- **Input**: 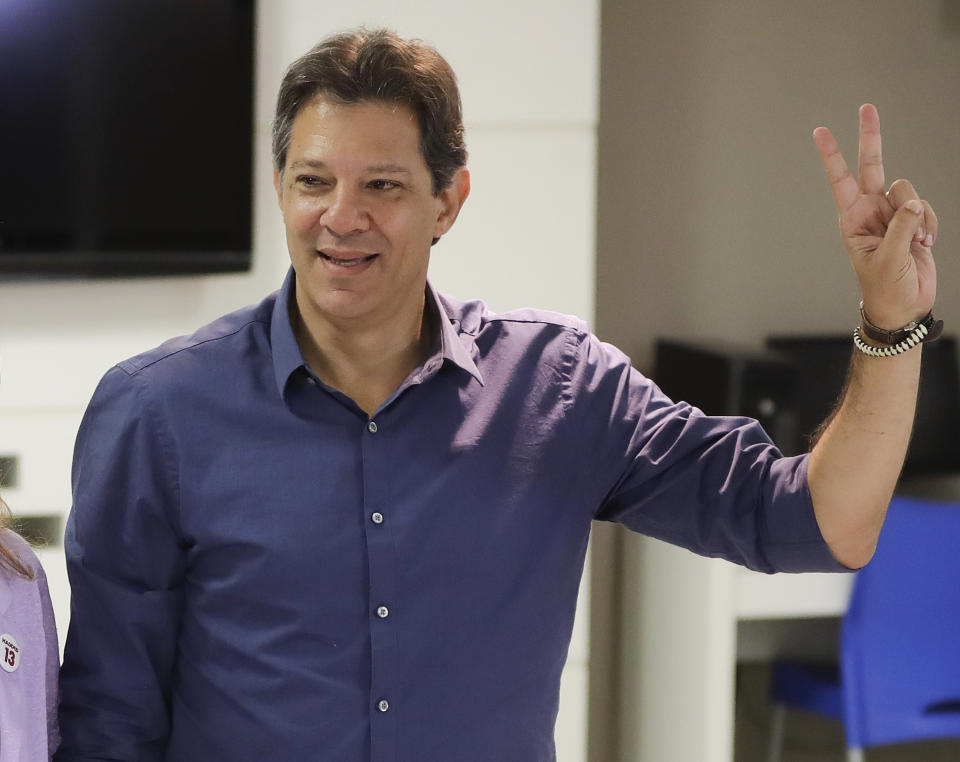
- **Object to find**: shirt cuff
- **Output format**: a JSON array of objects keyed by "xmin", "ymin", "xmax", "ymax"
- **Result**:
[{"xmin": 760, "ymin": 454, "xmax": 853, "ymax": 573}]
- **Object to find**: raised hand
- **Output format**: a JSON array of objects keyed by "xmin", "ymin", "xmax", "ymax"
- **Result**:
[{"xmin": 813, "ymin": 104, "xmax": 937, "ymax": 332}]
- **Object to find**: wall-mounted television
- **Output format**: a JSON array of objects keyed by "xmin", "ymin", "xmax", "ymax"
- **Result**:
[{"xmin": 0, "ymin": 0, "xmax": 255, "ymax": 278}]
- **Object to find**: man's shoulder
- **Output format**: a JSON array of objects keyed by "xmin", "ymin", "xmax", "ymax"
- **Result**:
[
  {"xmin": 437, "ymin": 292, "xmax": 589, "ymax": 339},
  {"xmin": 115, "ymin": 291, "xmax": 278, "ymax": 379}
]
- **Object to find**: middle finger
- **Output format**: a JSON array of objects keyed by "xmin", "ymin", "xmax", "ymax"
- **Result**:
[{"xmin": 858, "ymin": 103, "xmax": 885, "ymax": 195}]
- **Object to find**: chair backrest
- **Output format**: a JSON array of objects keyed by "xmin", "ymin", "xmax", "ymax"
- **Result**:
[{"xmin": 841, "ymin": 495, "xmax": 960, "ymax": 749}]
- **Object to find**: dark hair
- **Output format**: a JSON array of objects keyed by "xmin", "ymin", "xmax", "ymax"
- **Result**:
[
  {"xmin": 272, "ymin": 28, "xmax": 467, "ymax": 195},
  {"xmin": 0, "ymin": 497, "xmax": 33, "ymax": 579}
]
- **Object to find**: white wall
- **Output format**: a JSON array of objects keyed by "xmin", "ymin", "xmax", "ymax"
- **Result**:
[{"xmin": 0, "ymin": 2, "xmax": 599, "ymax": 760}]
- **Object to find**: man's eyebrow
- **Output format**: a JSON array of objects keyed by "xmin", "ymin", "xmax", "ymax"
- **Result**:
[
  {"xmin": 286, "ymin": 159, "xmax": 411, "ymax": 174},
  {"xmin": 366, "ymin": 163, "xmax": 412, "ymax": 175},
  {"xmin": 287, "ymin": 159, "xmax": 327, "ymax": 170}
]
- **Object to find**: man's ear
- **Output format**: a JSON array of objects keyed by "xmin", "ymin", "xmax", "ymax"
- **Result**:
[
  {"xmin": 273, "ymin": 168, "xmax": 284, "ymax": 209},
  {"xmin": 433, "ymin": 167, "xmax": 471, "ymax": 240}
]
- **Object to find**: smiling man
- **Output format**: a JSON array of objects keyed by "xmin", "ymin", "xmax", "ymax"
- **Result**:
[{"xmin": 56, "ymin": 28, "xmax": 941, "ymax": 762}]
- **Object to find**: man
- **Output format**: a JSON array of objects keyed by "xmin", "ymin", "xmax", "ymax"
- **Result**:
[{"xmin": 56, "ymin": 28, "xmax": 939, "ymax": 761}]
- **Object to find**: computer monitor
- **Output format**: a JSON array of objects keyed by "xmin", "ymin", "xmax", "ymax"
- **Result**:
[{"xmin": 767, "ymin": 335, "xmax": 960, "ymax": 477}]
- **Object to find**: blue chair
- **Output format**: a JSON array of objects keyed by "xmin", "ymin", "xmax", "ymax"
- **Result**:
[{"xmin": 768, "ymin": 495, "xmax": 960, "ymax": 762}]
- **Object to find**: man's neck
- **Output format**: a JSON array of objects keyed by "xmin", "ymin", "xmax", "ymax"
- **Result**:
[{"xmin": 291, "ymin": 296, "xmax": 433, "ymax": 417}]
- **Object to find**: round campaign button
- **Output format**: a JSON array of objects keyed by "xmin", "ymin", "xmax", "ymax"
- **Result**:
[{"xmin": 1, "ymin": 633, "xmax": 21, "ymax": 673}]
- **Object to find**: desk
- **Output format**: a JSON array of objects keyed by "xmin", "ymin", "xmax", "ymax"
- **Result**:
[{"xmin": 617, "ymin": 475, "xmax": 960, "ymax": 762}]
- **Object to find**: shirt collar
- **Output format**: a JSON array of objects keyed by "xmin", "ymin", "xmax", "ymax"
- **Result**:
[
  {"xmin": 270, "ymin": 267, "xmax": 307, "ymax": 397},
  {"xmin": 427, "ymin": 279, "xmax": 484, "ymax": 386},
  {"xmin": 270, "ymin": 267, "xmax": 483, "ymax": 398}
]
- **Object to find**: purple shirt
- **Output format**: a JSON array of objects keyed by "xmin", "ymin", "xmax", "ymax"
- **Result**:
[
  {"xmin": 0, "ymin": 531, "xmax": 59, "ymax": 762},
  {"xmin": 57, "ymin": 269, "xmax": 842, "ymax": 762}
]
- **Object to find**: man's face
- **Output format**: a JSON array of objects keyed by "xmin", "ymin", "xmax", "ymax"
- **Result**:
[{"xmin": 274, "ymin": 96, "xmax": 468, "ymax": 331}]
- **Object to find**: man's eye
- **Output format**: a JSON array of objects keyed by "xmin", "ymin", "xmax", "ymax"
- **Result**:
[
  {"xmin": 368, "ymin": 179, "xmax": 400, "ymax": 191},
  {"xmin": 297, "ymin": 175, "xmax": 326, "ymax": 187}
]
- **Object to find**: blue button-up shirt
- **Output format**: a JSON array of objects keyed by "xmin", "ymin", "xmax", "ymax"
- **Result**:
[{"xmin": 57, "ymin": 270, "xmax": 841, "ymax": 761}]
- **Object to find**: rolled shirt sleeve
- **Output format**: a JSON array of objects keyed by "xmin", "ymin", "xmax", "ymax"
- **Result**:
[{"xmin": 571, "ymin": 333, "xmax": 846, "ymax": 574}]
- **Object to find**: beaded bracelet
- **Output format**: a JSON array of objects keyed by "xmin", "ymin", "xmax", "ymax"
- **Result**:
[{"xmin": 853, "ymin": 323, "xmax": 929, "ymax": 357}]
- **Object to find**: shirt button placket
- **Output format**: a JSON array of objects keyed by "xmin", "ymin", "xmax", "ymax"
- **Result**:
[{"xmin": 363, "ymin": 414, "xmax": 396, "ymax": 754}]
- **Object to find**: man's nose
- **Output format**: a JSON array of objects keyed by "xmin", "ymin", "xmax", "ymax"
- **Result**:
[{"xmin": 322, "ymin": 186, "xmax": 369, "ymax": 237}]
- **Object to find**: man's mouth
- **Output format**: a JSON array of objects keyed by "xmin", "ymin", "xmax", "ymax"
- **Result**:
[{"xmin": 318, "ymin": 251, "xmax": 379, "ymax": 268}]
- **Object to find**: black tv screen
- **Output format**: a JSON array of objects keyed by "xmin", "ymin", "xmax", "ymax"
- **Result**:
[{"xmin": 0, "ymin": 0, "xmax": 255, "ymax": 277}]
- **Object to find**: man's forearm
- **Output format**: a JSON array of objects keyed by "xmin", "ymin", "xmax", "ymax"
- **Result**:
[{"xmin": 807, "ymin": 347, "xmax": 921, "ymax": 568}]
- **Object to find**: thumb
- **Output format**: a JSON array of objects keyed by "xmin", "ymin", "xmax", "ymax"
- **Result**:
[{"xmin": 880, "ymin": 199, "xmax": 924, "ymax": 255}]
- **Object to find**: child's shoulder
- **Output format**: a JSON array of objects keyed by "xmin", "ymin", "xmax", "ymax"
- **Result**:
[{"xmin": 0, "ymin": 528, "xmax": 41, "ymax": 578}]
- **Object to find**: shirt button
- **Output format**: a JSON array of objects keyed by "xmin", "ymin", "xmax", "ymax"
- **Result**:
[
  {"xmin": 378, "ymin": 699, "xmax": 390, "ymax": 713},
  {"xmin": 371, "ymin": 512, "xmax": 384, "ymax": 524},
  {"xmin": 367, "ymin": 420, "xmax": 378, "ymax": 434},
  {"xmin": 377, "ymin": 605, "xmax": 389, "ymax": 619}
]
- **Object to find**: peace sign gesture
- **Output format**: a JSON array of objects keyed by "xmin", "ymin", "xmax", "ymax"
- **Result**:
[{"xmin": 813, "ymin": 104, "xmax": 938, "ymax": 332}]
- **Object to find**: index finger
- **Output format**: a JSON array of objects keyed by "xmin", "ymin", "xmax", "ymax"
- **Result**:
[{"xmin": 813, "ymin": 125, "xmax": 859, "ymax": 212}]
